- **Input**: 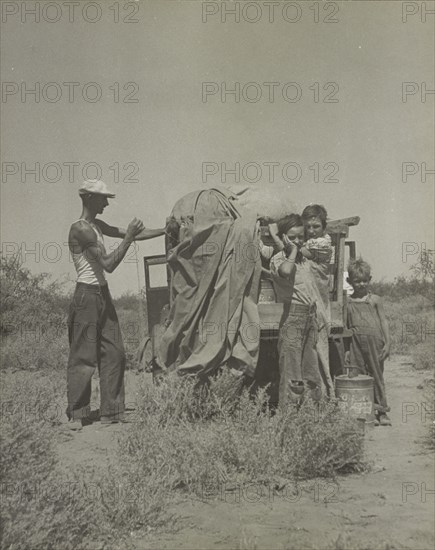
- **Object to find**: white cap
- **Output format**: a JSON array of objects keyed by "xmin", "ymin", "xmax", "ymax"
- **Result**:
[{"xmin": 78, "ymin": 180, "xmax": 115, "ymax": 198}]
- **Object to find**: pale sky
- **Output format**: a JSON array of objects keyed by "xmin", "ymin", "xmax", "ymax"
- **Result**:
[{"xmin": 1, "ymin": 0, "xmax": 434, "ymax": 296}]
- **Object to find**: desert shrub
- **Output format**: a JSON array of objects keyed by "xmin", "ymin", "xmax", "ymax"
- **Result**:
[
  {"xmin": 369, "ymin": 275, "xmax": 434, "ymax": 355},
  {"xmin": 420, "ymin": 378, "xmax": 435, "ymax": 451},
  {"xmin": 382, "ymin": 294, "xmax": 434, "ymax": 354},
  {"xmin": 0, "ymin": 372, "xmax": 63, "ymax": 482},
  {"xmin": 276, "ymin": 398, "xmax": 365, "ymax": 478},
  {"xmin": 117, "ymin": 369, "xmax": 367, "ymax": 509},
  {"xmin": 0, "ymin": 255, "xmax": 69, "ymax": 335},
  {"xmin": 300, "ymin": 533, "xmax": 402, "ymax": 550},
  {"xmin": 413, "ymin": 340, "xmax": 435, "ymax": 371},
  {"xmin": 0, "ymin": 363, "xmax": 365, "ymax": 547},
  {"xmin": 1, "ymin": 324, "xmax": 69, "ymax": 372},
  {"xmin": 0, "ymin": 371, "xmax": 97, "ymax": 549},
  {"xmin": 0, "ymin": 255, "xmax": 70, "ymax": 371},
  {"xmin": 137, "ymin": 368, "xmax": 245, "ymax": 425},
  {"xmin": 370, "ymin": 275, "xmax": 434, "ymax": 302},
  {"xmin": 0, "ymin": 371, "xmax": 168, "ymax": 549}
]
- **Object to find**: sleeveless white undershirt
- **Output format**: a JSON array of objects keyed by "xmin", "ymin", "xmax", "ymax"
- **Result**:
[{"xmin": 71, "ymin": 219, "xmax": 107, "ymax": 285}]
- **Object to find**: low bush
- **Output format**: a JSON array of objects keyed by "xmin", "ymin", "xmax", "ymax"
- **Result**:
[
  {"xmin": 383, "ymin": 294, "xmax": 434, "ymax": 355},
  {"xmin": 367, "ymin": 275, "xmax": 434, "ymax": 357},
  {"xmin": 0, "ymin": 371, "xmax": 168, "ymax": 549},
  {"xmin": 118, "ymin": 369, "xmax": 367, "ymax": 506},
  {"xmin": 1, "ymin": 368, "xmax": 366, "ymax": 548},
  {"xmin": 0, "ymin": 255, "xmax": 69, "ymax": 336},
  {"xmin": 1, "ymin": 323, "xmax": 69, "ymax": 372},
  {"xmin": 370, "ymin": 275, "xmax": 433, "ymax": 303},
  {"xmin": 421, "ymin": 378, "xmax": 435, "ymax": 450},
  {"xmin": 0, "ymin": 371, "xmax": 95, "ymax": 549},
  {"xmin": 413, "ymin": 340, "xmax": 435, "ymax": 371},
  {"xmin": 0, "ymin": 255, "xmax": 70, "ymax": 372}
]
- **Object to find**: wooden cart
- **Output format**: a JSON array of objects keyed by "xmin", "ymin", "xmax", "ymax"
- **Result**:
[{"xmin": 142, "ymin": 216, "xmax": 359, "ymax": 385}]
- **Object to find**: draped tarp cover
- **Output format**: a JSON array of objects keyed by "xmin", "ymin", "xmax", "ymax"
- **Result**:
[{"xmin": 157, "ymin": 188, "xmax": 262, "ymax": 378}]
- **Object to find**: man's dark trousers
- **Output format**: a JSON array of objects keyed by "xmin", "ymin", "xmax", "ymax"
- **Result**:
[{"xmin": 67, "ymin": 282, "xmax": 125, "ymax": 421}]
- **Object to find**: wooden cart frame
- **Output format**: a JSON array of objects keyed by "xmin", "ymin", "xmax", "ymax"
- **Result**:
[{"xmin": 143, "ymin": 216, "xmax": 359, "ymax": 380}]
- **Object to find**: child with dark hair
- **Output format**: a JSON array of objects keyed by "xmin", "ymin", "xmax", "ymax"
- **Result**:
[
  {"xmin": 345, "ymin": 258, "xmax": 392, "ymax": 426},
  {"xmin": 269, "ymin": 214, "xmax": 324, "ymax": 408},
  {"xmin": 300, "ymin": 204, "xmax": 334, "ymax": 396}
]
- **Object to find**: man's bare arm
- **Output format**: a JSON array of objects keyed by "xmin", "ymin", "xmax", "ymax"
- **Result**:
[
  {"xmin": 72, "ymin": 219, "xmax": 143, "ymax": 274},
  {"xmin": 95, "ymin": 219, "xmax": 165, "ymax": 241},
  {"xmin": 134, "ymin": 227, "xmax": 166, "ymax": 240},
  {"xmin": 94, "ymin": 219, "xmax": 125, "ymax": 238}
]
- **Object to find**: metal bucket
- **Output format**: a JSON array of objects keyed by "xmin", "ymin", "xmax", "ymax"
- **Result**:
[{"xmin": 335, "ymin": 373, "xmax": 375, "ymax": 426}]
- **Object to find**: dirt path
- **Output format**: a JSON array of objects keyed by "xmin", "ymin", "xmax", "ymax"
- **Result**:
[{"xmin": 57, "ymin": 358, "xmax": 434, "ymax": 550}]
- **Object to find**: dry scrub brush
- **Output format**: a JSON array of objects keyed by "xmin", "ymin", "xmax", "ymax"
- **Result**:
[
  {"xmin": 0, "ymin": 371, "xmax": 167, "ymax": 549},
  {"xmin": 119, "ymin": 369, "xmax": 367, "ymax": 503},
  {"xmin": 1, "ymin": 368, "xmax": 367, "ymax": 548}
]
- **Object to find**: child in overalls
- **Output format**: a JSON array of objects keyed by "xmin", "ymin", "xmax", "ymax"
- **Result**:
[{"xmin": 345, "ymin": 258, "xmax": 392, "ymax": 426}]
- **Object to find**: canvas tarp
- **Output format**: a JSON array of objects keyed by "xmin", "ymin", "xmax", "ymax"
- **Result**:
[
  {"xmin": 225, "ymin": 184, "xmax": 299, "ymax": 220},
  {"xmin": 157, "ymin": 188, "xmax": 262, "ymax": 379}
]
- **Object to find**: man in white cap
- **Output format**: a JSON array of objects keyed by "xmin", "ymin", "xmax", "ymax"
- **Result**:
[{"xmin": 66, "ymin": 180, "xmax": 165, "ymax": 430}]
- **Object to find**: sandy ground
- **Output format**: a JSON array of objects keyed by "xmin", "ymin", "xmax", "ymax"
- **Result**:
[{"xmin": 57, "ymin": 357, "xmax": 434, "ymax": 550}]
